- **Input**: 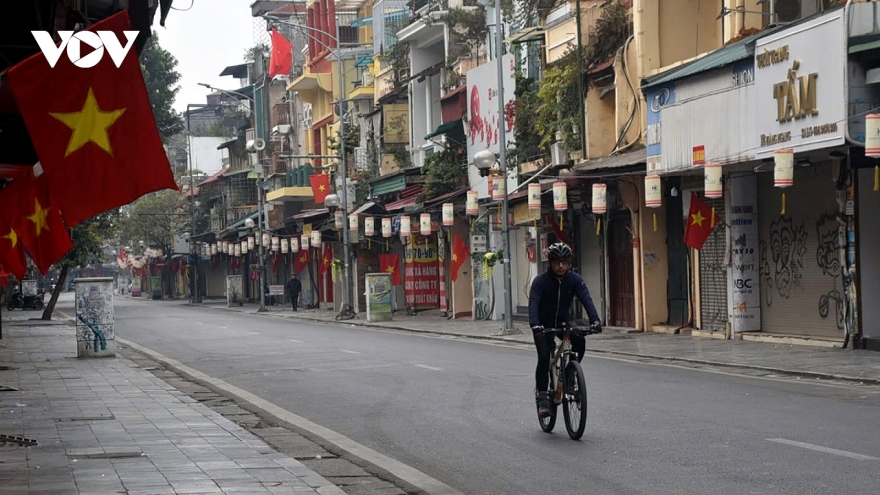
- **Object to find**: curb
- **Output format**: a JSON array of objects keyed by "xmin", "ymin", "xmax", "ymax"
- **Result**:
[{"xmin": 189, "ymin": 303, "xmax": 880, "ymax": 386}]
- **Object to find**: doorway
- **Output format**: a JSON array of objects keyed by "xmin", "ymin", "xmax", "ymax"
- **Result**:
[{"xmin": 608, "ymin": 212, "xmax": 636, "ymax": 327}]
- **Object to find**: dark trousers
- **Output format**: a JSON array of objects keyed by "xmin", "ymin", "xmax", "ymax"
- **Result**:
[
  {"xmin": 289, "ymin": 293, "xmax": 299, "ymax": 311},
  {"xmin": 533, "ymin": 330, "xmax": 585, "ymax": 391}
]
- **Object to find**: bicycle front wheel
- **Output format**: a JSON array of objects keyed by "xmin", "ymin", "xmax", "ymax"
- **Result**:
[{"xmin": 562, "ymin": 360, "xmax": 587, "ymax": 440}]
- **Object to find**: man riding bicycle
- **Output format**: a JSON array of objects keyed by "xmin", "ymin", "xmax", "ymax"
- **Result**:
[{"xmin": 528, "ymin": 242, "xmax": 602, "ymax": 418}]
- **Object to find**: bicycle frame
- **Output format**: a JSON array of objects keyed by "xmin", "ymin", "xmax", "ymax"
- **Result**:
[{"xmin": 548, "ymin": 333, "xmax": 574, "ymax": 405}]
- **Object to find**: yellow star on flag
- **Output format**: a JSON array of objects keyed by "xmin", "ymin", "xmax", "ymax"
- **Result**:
[
  {"xmin": 452, "ymin": 253, "xmax": 458, "ymax": 262},
  {"xmin": 691, "ymin": 210, "xmax": 705, "ymax": 227},
  {"xmin": 385, "ymin": 265, "xmax": 395, "ymax": 274},
  {"xmin": 27, "ymin": 198, "xmax": 51, "ymax": 236},
  {"xmin": 50, "ymin": 88, "xmax": 126, "ymax": 157},
  {"xmin": 323, "ymin": 257, "xmax": 329, "ymax": 265},
  {"xmin": 318, "ymin": 184, "xmax": 326, "ymax": 191},
  {"xmin": 299, "ymin": 254, "xmax": 307, "ymax": 263},
  {"xmin": 2, "ymin": 228, "xmax": 19, "ymax": 248}
]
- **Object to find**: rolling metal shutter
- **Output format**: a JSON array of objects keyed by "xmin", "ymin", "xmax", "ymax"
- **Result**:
[
  {"xmin": 757, "ymin": 164, "xmax": 843, "ymax": 338},
  {"xmin": 700, "ymin": 196, "xmax": 728, "ymax": 332}
]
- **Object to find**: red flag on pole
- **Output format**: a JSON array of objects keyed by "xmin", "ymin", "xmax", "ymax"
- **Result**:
[
  {"xmin": 5, "ymin": 11, "xmax": 178, "ymax": 226},
  {"xmin": 268, "ymin": 29, "xmax": 293, "ymax": 78},
  {"xmin": 293, "ymin": 250, "xmax": 311, "ymax": 272},
  {"xmin": 450, "ymin": 234, "xmax": 470, "ymax": 282},
  {"xmin": 379, "ymin": 253, "xmax": 401, "ymax": 286},
  {"xmin": 309, "ymin": 174, "xmax": 331, "ymax": 204},
  {"xmin": 0, "ymin": 217, "xmax": 27, "ymax": 281},
  {"xmin": 320, "ymin": 244, "xmax": 332, "ymax": 274},
  {"xmin": 683, "ymin": 192, "xmax": 720, "ymax": 250}
]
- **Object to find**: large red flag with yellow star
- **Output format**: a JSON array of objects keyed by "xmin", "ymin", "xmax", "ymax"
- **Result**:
[
  {"xmin": 683, "ymin": 192, "xmax": 719, "ymax": 250},
  {"xmin": 378, "ymin": 253, "xmax": 401, "ymax": 286},
  {"xmin": 0, "ymin": 169, "xmax": 73, "ymax": 275},
  {"xmin": 319, "ymin": 244, "xmax": 332, "ymax": 275},
  {"xmin": 6, "ymin": 11, "xmax": 178, "ymax": 227},
  {"xmin": 293, "ymin": 249, "xmax": 311, "ymax": 273},
  {"xmin": 0, "ymin": 216, "xmax": 27, "ymax": 281},
  {"xmin": 450, "ymin": 234, "xmax": 469, "ymax": 282}
]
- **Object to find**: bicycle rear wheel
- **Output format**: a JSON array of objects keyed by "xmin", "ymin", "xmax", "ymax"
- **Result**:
[{"xmin": 562, "ymin": 360, "xmax": 587, "ymax": 440}]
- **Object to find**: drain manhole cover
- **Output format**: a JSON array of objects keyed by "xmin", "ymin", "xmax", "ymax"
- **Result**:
[{"xmin": 0, "ymin": 435, "xmax": 38, "ymax": 446}]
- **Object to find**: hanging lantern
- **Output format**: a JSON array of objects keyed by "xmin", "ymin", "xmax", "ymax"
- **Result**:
[
  {"xmin": 466, "ymin": 190, "xmax": 479, "ymax": 215},
  {"xmin": 553, "ymin": 181, "xmax": 568, "ymax": 211},
  {"xmin": 382, "ymin": 217, "xmax": 392, "ymax": 237},
  {"xmin": 866, "ymin": 114, "xmax": 880, "ymax": 157},
  {"xmin": 591, "ymin": 183, "xmax": 607, "ymax": 214},
  {"xmin": 420, "ymin": 213, "xmax": 431, "ymax": 236},
  {"xmin": 310, "ymin": 230, "xmax": 321, "ymax": 248},
  {"xmin": 867, "ymin": 114, "xmax": 880, "ymax": 192},
  {"xmin": 400, "ymin": 216, "xmax": 411, "ymax": 237},
  {"xmin": 234, "ymin": 244, "xmax": 241, "ymax": 257},
  {"xmin": 491, "ymin": 174, "xmax": 506, "ymax": 201},
  {"xmin": 262, "ymin": 233, "xmax": 270, "ymax": 247},
  {"xmin": 334, "ymin": 211, "xmax": 344, "ymax": 229},
  {"xmin": 281, "ymin": 238, "xmax": 289, "ymax": 253},
  {"xmin": 349, "ymin": 214, "xmax": 359, "ymax": 232},
  {"xmin": 211, "ymin": 244, "xmax": 217, "ymax": 255},
  {"xmin": 220, "ymin": 241, "xmax": 227, "ymax": 254},
  {"xmin": 247, "ymin": 236, "xmax": 255, "ymax": 251},
  {"xmin": 290, "ymin": 237, "xmax": 299, "ymax": 253},
  {"xmin": 271, "ymin": 236, "xmax": 280, "ymax": 252},
  {"xmin": 365, "ymin": 217, "xmax": 375, "ymax": 236},
  {"xmin": 704, "ymin": 163, "xmax": 723, "ymax": 198},
  {"xmin": 241, "ymin": 240, "xmax": 247, "ymax": 254},
  {"xmin": 442, "ymin": 203, "xmax": 454, "ymax": 226},
  {"xmin": 300, "ymin": 235, "xmax": 309, "ymax": 251},
  {"xmin": 774, "ymin": 148, "xmax": 794, "ymax": 188},
  {"xmin": 645, "ymin": 175, "xmax": 662, "ymax": 207},
  {"xmin": 528, "ymin": 183, "xmax": 542, "ymax": 210}
]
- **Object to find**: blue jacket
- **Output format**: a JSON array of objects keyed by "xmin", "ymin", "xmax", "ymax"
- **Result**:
[{"xmin": 528, "ymin": 269, "xmax": 600, "ymax": 329}]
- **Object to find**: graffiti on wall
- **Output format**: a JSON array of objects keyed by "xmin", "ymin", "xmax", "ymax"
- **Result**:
[
  {"xmin": 815, "ymin": 213, "xmax": 845, "ymax": 329},
  {"xmin": 761, "ymin": 215, "xmax": 808, "ymax": 302}
]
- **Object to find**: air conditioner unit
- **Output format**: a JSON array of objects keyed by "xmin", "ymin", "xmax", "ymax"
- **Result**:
[{"xmin": 272, "ymin": 124, "xmax": 291, "ymax": 135}]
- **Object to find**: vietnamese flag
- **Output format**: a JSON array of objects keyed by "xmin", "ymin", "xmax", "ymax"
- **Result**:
[
  {"xmin": 0, "ymin": 217, "xmax": 27, "ymax": 280},
  {"xmin": 0, "ymin": 169, "xmax": 73, "ymax": 274},
  {"xmin": 320, "ymin": 244, "xmax": 332, "ymax": 275},
  {"xmin": 309, "ymin": 174, "xmax": 331, "ymax": 204},
  {"xmin": 379, "ymin": 253, "xmax": 401, "ymax": 286},
  {"xmin": 450, "ymin": 234, "xmax": 470, "ymax": 282},
  {"xmin": 293, "ymin": 249, "xmax": 311, "ymax": 273},
  {"xmin": 268, "ymin": 29, "xmax": 293, "ymax": 78},
  {"xmin": 683, "ymin": 192, "xmax": 720, "ymax": 250},
  {"xmin": 6, "ymin": 11, "xmax": 178, "ymax": 226}
]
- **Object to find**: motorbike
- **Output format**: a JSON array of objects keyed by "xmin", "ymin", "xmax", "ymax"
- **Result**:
[{"xmin": 6, "ymin": 289, "xmax": 45, "ymax": 311}]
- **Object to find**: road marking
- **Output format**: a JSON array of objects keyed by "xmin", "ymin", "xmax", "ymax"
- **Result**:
[
  {"xmin": 414, "ymin": 364, "xmax": 443, "ymax": 371},
  {"xmin": 289, "ymin": 339, "xmax": 303, "ymax": 343},
  {"xmin": 118, "ymin": 338, "xmax": 463, "ymax": 495},
  {"xmin": 247, "ymin": 331, "xmax": 261, "ymax": 335},
  {"xmin": 766, "ymin": 438, "xmax": 879, "ymax": 460},
  {"xmin": 340, "ymin": 349, "xmax": 361, "ymax": 354}
]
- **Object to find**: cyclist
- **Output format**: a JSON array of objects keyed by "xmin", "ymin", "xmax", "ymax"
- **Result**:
[{"xmin": 528, "ymin": 242, "xmax": 602, "ymax": 418}]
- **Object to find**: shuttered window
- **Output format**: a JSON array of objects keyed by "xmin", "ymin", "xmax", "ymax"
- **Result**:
[{"xmin": 700, "ymin": 196, "xmax": 727, "ymax": 332}]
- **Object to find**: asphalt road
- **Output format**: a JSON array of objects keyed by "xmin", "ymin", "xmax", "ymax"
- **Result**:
[{"xmin": 59, "ymin": 295, "xmax": 880, "ymax": 495}]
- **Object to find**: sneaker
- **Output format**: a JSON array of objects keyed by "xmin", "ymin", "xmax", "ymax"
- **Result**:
[{"xmin": 536, "ymin": 392, "xmax": 551, "ymax": 418}]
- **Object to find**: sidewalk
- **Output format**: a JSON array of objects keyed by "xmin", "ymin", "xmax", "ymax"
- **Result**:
[
  {"xmin": 199, "ymin": 299, "xmax": 880, "ymax": 385},
  {"xmin": 0, "ymin": 311, "xmax": 346, "ymax": 495}
]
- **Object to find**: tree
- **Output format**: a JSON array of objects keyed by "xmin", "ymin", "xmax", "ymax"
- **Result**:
[
  {"xmin": 141, "ymin": 30, "xmax": 185, "ymax": 141},
  {"xmin": 41, "ymin": 211, "xmax": 119, "ymax": 320}
]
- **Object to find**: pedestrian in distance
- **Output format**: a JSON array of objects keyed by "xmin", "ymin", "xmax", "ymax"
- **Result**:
[{"xmin": 286, "ymin": 273, "xmax": 302, "ymax": 311}]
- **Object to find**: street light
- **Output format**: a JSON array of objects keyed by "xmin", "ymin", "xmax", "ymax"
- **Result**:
[
  {"xmin": 198, "ymin": 83, "xmax": 268, "ymax": 312},
  {"xmin": 262, "ymin": 14, "xmax": 359, "ymax": 320}
]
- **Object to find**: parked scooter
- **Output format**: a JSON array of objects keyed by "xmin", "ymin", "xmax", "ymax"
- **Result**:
[{"xmin": 6, "ymin": 289, "xmax": 45, "ymax": 311}]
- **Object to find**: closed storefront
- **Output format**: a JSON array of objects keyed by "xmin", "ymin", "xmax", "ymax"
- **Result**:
[
  {"xmin": 757, "ymin": 164, "xmax": 843, "ymax": 338},
  {"xmin": 857, "ymin": 166, "xmax": 880, "ymax": 348},
  {"xmin": 699, "ymin": 194, "xmax": 727, "ymax": 332}
]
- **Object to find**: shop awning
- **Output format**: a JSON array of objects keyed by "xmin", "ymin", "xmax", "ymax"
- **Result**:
[
  {"xmin": 292, "ymin": 208, "xmax": 329, "ymax": 220},
  {"xmin": 217, "ymin": 138, "xmax": 238, "ymax": 150},
  {"xmin": 573, "ymin": 147, "xmax": 647, "ymax": 174},
  {"xmin": 226, "ymin": 210, "xmax": 259, "ymax": 230},
  {"xmin": 351, "ymin": 201, "xmax": 385, "ymax": 215},
  {"xmin": 425, "ymin": 118, "xmax": 463, "ymax": 140}
]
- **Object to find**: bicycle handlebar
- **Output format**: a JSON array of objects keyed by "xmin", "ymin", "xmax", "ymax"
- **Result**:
[{"xmin": 538, "ymin": 326, "xmax": 601, "ymax": 336}]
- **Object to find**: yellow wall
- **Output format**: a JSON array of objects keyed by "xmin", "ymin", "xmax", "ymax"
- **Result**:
[
  {"xmin": 636, "ymin": 178, "xmax": 669, "ymax": 328},
  {"xmin": 585, "ymin": 80, "xmax": 616, "ymax": 159},
  {"xmin": 613, "ymin": 38, "xmax": 642, "ymax": 151}
]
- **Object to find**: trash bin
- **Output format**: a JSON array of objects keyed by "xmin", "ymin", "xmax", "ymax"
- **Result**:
[
  {"xmin": 74, "ymin": 277, "xmax": 115, "ymax": 358},
  {"xmin": 365, "ymin": 273, "xmax": 393, "ymax": 322}
]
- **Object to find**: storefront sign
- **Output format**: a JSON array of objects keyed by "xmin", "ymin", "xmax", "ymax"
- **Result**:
[
  {"xmin": 729, "ymin": 175, "xmax": 760, "ymax": 332},
  {"xmin": 692, "ymin": 145, "xmax": 706, "ymax": 166},
  {"xmin": 365, "ymin": 273, "xmax": 393, "ymax": 322},
  {"xmin": 755, "ymin": 10, "xmax": 845, "ymax": 158},
  {"xmin": 405, "ymin": 241, "xmax": 440, "ymax": 309}
]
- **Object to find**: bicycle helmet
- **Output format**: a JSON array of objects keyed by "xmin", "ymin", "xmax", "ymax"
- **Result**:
[{"xmin": 547, "ymin": 242, "xmax": 572, "ymax": 261}]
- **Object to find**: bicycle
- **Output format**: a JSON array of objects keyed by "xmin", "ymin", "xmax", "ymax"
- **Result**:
[{"xmin": 537, "ymin": 324, "xmax": 600, "ymax": 440}]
